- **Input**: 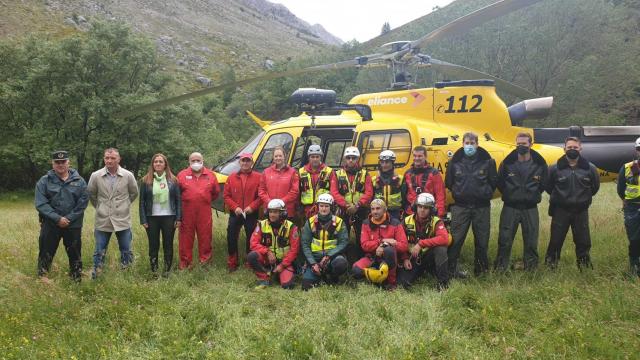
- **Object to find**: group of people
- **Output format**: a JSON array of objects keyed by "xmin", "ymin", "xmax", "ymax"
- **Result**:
[{"xmin": 34, "ymin": 131, "xmax": 640, "ymax": 290}]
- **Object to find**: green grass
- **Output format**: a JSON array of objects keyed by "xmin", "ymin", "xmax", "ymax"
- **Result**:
[{"xmin": 1, "ymin": 183, "xmax": 639, "ymax": 359}]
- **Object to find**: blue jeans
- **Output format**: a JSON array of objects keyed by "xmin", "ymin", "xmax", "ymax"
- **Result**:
[{"xmin": 93, "ymin": 228, "xmax": 133, "ymax": 269}]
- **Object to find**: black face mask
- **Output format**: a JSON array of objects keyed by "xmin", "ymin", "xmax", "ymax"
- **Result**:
[
  {"xmin": 566, "ymin": 149, "xmax": 580, "ymax": 160},
  {"xmin": 516, "ymin": 145, "xmax": 529, "ymax": 155}
]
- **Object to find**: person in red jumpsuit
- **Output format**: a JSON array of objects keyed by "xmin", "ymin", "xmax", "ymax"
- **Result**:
[
  {"xmin": 177, "ymin": 152, "xmax": 219, "ymax": 269},
  {"xmin": 258, "ymin": 146, "xmax": 299, "ymax": 220},
  {"xmin": 247, "ymin": 199, "xmax": 300, "ymax": 289},
  {"xmin": 404, "ymin": 146, "xmax": 447, "ymax": 217},
  {"xmin": 352, "ymin": 199, "xmax": 408, "ymax": 290}
]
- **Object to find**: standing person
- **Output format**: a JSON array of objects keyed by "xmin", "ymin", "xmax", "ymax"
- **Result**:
[
  {"xmin": 545, "ymin": 137, "xmax": 600, "ymax": 269},
  {"xmin": 494, "ymin": 133, "xmax": 548, "ymax": 272},
  {"xmin": 223, "ymin": 153, "xmax": 261, "ymax": 272},
  {"xmin": 248, "ymin": 199, "xmax": 300, "ymax": 289},
  {"xmin": 372, "ymin": 150, "xmax": 406, "ymax": 221},
  {"xmin": 139, "ymin": 153, "xmax": 181, "ymax": 276},
  {"xmin": 258, "ymin": 146, "xmax": 299, "ymax": 220},
  {"xmin": 300, "ymin": 194, "xmax": 349, "ymax": 290},
  {"xmin": 352, "ymin": 199, "xmax": 408, "ymax": 291},
  {"xmin": 298, "ymin": 144, "xmax": 333, "ymax": 218},
  {"xmin": 445, "ymin": 132, "xmax": 497, "ymax": 277},
  {"xmin": 34, "ymin": 150, "xmax": 88, "ymax": 282},
  {"xmin": 87, "ymin": 148, "xmax": 139, "ymax": 279},
  {"xmin": 398, "ymin": 193, "xmax": 450, "ymax": 290},
  {"xmin": 177, "ymin": 152, "xmax": 220, "ymax": 269},
  {"xmin": 330, "ymin": 146, "xmax": 373, "ymax": 262},
  {"xmin": 405, "ymin": 146, "xmax": 447, "ymax": 217},
  {"xmin": 618, "ymin": 137, "xmax": 640, "ymax": 277}
]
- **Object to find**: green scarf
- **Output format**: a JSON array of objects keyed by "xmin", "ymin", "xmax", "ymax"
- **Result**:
[{"xmin": 153, "ymin": 172, "xmax": 169, "ymax": 205}]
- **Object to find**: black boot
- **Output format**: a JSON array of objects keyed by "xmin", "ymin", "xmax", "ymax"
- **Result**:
[
  {"xmin": 577, "ymin": 256, "xmax": 593, "ymax": 271},
  {"xmin": 150, "ymin": 257, "xmax": 159, "ymax": 273}
]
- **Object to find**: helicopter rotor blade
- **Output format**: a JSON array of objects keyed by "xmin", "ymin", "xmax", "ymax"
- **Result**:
[
  {"xmin": 114, "ymin": 53, "xmax": 384, "ymax": 118},
  {"xmin": 409, "ymin": 0, "xmax": 542, "ymax": 51},
  {"xmin": 427, "ymin": 58, "xmax": 536, "ymax": 99}
]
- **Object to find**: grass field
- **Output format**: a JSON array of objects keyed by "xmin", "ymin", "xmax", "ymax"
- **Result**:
[{"xmin": 1, "ymin": 183, "xmax": 639, "ymax": 359}]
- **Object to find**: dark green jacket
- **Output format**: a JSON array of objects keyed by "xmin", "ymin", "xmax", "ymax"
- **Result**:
[
  {"xmin": 301, "ymin": 213, "xmax": 349, "ymax": 264},
  {"xmin": 35, "ymin": 169, "xmax": 89, "ymax": 229}
]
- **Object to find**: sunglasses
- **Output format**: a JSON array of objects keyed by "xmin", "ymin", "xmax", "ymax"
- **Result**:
[{"xmin": 345, "ymin": 156, "xmax": 358, "ymax": 160}]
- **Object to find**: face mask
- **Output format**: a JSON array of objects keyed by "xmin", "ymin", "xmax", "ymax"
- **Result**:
[
  {"xmin": 516, "ymin": 145, "xmax": 529, "ymax": 155},
  {"xmin": 190, "ymin": 161, "xmax": 203, "ymax": 171},
  {"xmin": 565, "ymin": 149, "xmax": 579, "ymax": 160},
  {"xmin": 463, "ymin": 145, "xmax": 477, "ymax": 157}
]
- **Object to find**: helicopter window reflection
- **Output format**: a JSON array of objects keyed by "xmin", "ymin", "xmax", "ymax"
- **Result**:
[
  {"xmin": 325, "ymin": 141, "xmax": 350, "ymax": 168},
  {"xmin": 254, "ymin": 132, "xmax": 293, "ymax": 171},
  {"xmin": 214, "ymin": 130, "xmax": 265, "ymax": 175},
  {"xmin": 359, "ymin": 130, "xmax": 412, "ymax": 169},
  {"xmin": 291, "ymin": 136, "xmax": 321, "ymax": 169}
]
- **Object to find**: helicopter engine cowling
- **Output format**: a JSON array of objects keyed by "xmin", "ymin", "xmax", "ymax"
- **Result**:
[{"xmin": 508, "ymin": 97, "xmax": 553, "ymax": 126}]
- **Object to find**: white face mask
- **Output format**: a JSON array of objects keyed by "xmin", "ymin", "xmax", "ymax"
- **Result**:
[{"xmin": 190, "ymin": 161, "xmax": 203, "ymax": 171}]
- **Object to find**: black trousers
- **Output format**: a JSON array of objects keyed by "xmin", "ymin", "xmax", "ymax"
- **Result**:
[
  {"xmin": 398, "ymin": 246, "xmax": 449, "ymax": 287},
  {"xmin": 545, "ymin": 207, "xmax": 591, "ymax": 267},
  {"xmin": 146, "ymin": 215, "xmax": 176, "ymax": 272},
  {"xmin": 624, "ymin": 204, "xmax": 640, "ymax": 273},
  {"xmin": 448, "ymin": 205, "xmax": 491, "ymax": 275},
  {"xmin": 342, "ymin": 207, "xmax": 368, "ymax": 264},
  {"xmin": 226, "ymin": 213, "xmax": 258, "ymax": 257},
  {"xmin": 495, "ymin": 206, "xmax": 540, "ymax": 271},
  {"xmin": 37, "ymin": 221, "xmax": 82, "ymax": 278}
]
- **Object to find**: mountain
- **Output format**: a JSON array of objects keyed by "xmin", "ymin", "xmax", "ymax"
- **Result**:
[{"xmin": 0, "ymin": 0, "xmax": 342, "ymax": 85}]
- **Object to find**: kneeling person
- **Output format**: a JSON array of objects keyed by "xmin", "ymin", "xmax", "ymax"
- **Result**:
[
  {"xmin": 352, "ymin": 199, "xmax": 408, "ymax": 290},
  {"xmin": 398, "ymin": 193, "xmax": 450, "ymax": 290},
  {"xmin": 301, "ymin": 194, "xmax": 349, "ymax": 290},
  {"xmin": 248, "ymin": 199, "xmax": 300, "ymax": 289}
]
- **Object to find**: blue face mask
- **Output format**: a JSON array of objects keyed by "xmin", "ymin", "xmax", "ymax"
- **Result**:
[{"xmin": 463, "ymin": 145, "xmax": 477, "ymax": 157}]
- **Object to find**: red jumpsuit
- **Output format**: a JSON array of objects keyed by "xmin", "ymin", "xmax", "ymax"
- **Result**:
[
  {"xmin": 354, "ymin": 213, "xmax": 408, "ymax": 286},
  {"xmin": 177, "ymin": 167, "xmax": 220, "ymax": 269},
  {"xmin": 249, "ymin": 221, "xmax": 300, "ymax": 287},
  {"xmin": 404, "ymin": 165, "xmax": 447, "ymax": 217}
]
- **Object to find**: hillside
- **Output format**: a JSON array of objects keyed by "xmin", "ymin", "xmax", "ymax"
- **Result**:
[
  {"xmin": 358, "ymin": 0, "xmax": 640, "ymax": 127},
  {"xmin": 0, "ymin": 0, "xmax": 341, "ymax": 84}
]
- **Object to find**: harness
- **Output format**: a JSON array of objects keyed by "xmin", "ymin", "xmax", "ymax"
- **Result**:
[
  {"xmin": 299, "ymin": 166, "xmax": 333, "ymax": 205},
  {"xmin": 259, "ymin": 219, "xmax": 294, "ymax": 260}
]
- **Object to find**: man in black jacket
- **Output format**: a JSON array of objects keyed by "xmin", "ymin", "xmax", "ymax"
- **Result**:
[
  {"xmin": 545, "ymin": 136, "xmax": 600, "ymax": 269},
  {"xmin": 445, "ymin": 132, "xmax": 498, "ymax": 277},
  {"xmin": 495, "ymin": 133, "xmax": 548, "ymax": 271}
]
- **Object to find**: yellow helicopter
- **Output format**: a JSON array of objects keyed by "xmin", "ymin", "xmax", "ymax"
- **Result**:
[{"xmin": 117, "ymin": 0, "xmax": 640, "ymax": 210}]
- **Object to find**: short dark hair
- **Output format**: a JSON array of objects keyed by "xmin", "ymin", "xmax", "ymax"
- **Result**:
[
  {"xmin": 412, "ymin": 146, "xmax": 427, "ymax": 155},
  {"xmin": 104, "ymin": 147, "xmax": 119, "ymax": 155},
  {"xmin": 564, "ymin": 136, "xmax": 581, "ymax": 145},
  {"xmin": 463, "ymin": 132, "xmax": 478, "ymax": 143},
  {"xmin": 516, "ymin": 132, "xmax": 533, "ymax": 144}
]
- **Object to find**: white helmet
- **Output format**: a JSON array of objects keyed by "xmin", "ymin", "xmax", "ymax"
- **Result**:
[
  {"xmin": 416, "ymin": 193, "xmax": 435, "ymax": 208},
  {"xmin": 317, "ymin": 193, "xmax": 334, "ymax": 205},
  {"xmin": 267, "ymin": 199, "xmax": 286, "ymax": 211},
  {"xmin": 344, "ymin": 146, "xmax": 360, "ymax": 158},
  {"xmin": 379, "ymin": 150, "xmax": 396, "ymax": 162},
  {"xmin": 635, "ymin": 137, "xmax": 640, "ymax": 148},
  {"xmin": 308, "ymin": 144, "xmax": 323, "ymax": 156}
]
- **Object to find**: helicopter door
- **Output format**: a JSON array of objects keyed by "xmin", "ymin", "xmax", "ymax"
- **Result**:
[{"xmin": 290, "ymin": 127, "xmax": 356, "ymax": 169}]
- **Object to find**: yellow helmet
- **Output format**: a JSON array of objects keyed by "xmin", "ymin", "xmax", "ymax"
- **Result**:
[{"xmin": 364, "ymin": 262, "xmax": 389, "ymax": 284}]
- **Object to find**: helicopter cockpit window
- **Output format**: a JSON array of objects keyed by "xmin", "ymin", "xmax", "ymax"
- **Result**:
[
  {"xmin": 214, "ymin": 130, "xmax": 265, "ymax": 175},
  {"xmin": 358, "ymin": 130, "xmax": 412, "ymax": 169},
  {"xmin": 291, "ymin": 135, "xmax": 321, "ymax": 169},
  {"xmin": 325, "ymin": 141, "xmax": 350, "ymax": 168},
  {"xmin": 254, "ymin": 132, "xmax": 293, "ymax": 172}
]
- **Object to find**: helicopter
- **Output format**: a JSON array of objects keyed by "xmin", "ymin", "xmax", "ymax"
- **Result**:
[{"xmin": 116, "ymin": 0, "xmax": 640, "ymax": 210}]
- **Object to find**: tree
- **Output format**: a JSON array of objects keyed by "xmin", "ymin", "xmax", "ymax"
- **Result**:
[
  {"xmin": 0, "ymin": 22, "xmax": 213, "ymax": 189},
  {"xmin": 381, "ymin": 22, "xmax": 391, "ymax": 35}
]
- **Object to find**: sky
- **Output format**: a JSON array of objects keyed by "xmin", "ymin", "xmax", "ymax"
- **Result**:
[{"xmin": 269, "ymin": 0, "xmax": 456, "ymax": 43}]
